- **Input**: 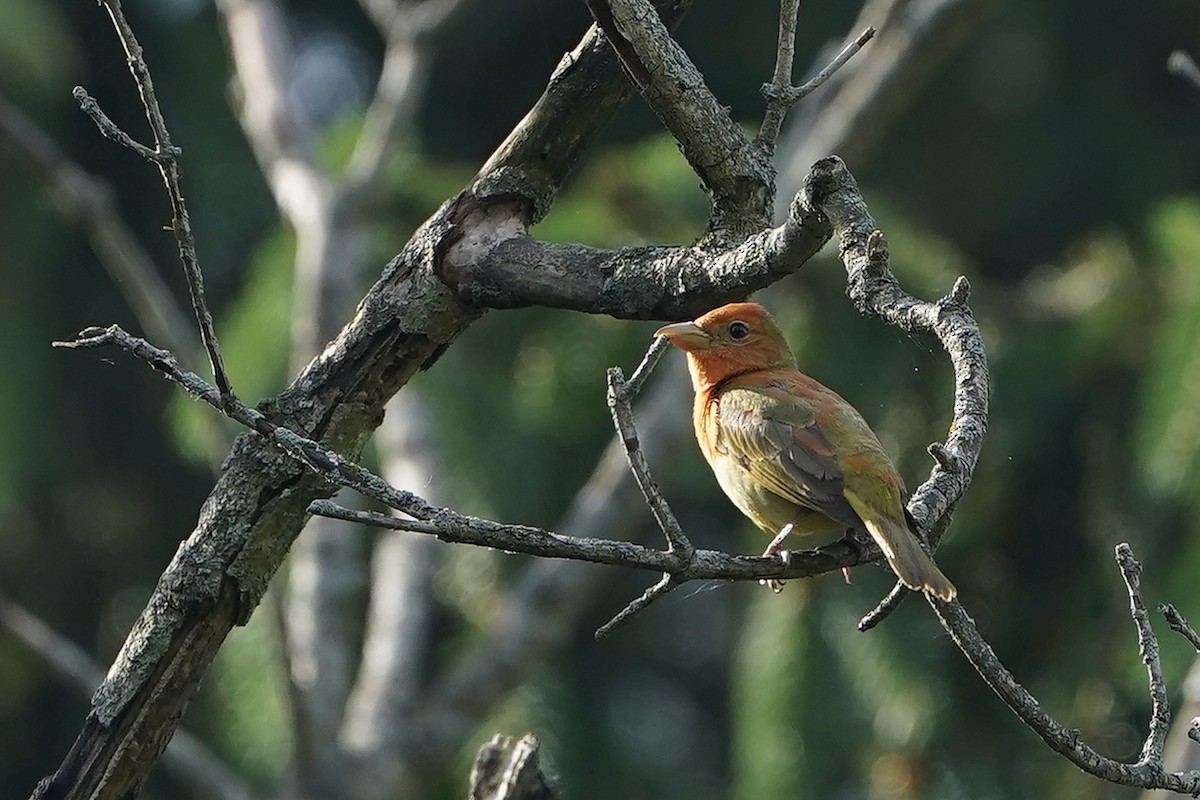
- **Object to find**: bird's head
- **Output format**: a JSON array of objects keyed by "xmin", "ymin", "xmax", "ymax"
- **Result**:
[{"xmin": 656, "ymin": 302, "xmax": 797, "ymax": 391}]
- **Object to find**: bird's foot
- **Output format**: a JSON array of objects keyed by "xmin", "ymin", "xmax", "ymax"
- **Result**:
[
  {"xmin": 759, "ymin": 546, "xmax": 790, "ymax": 593},
  {"xmin": 838, "ymin": 528, "xmax": 874, "ymax": 586}
]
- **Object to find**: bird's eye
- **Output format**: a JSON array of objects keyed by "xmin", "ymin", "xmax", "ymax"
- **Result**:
[{"xmin": 729, "ymin": 321, "xmax": 750, "ymax": 340}]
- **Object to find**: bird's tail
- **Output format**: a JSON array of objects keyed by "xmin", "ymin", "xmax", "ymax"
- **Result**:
[{"xmin": 844, "ymin": 490, "xmax": 957, "ymax": 601}]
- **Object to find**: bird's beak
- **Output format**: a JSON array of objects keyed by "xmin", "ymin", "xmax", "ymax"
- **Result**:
[{"xmin": 655, "ymin": 320, "xmax": 711, "ymax": 350}]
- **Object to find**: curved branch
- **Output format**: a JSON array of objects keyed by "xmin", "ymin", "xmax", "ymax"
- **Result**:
[
  {"xmin": 931, "ymin": 546, "xmax": 1200, "ymax": 793},
  {"xmin": 440, "ymin": 178, "xmax": 832, "ymax": 319}
]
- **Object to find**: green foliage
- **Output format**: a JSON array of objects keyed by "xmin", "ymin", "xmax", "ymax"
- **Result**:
[
  {"xmin": 0, "ymin": 0, "xmax": 78, "ymax": 101},
  {"xmin": 1139, "ymin": 199, "xmax": 1200, "ymax": 500}
]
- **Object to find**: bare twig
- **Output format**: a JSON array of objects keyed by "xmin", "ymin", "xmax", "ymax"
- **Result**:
[
  {"xmin": 777, "ymin": 0, "xmax": 988, "ymax": 209},
  {"xmin": 756, "ymin": 0, "xmax": 803, "ymax": 153},
  {"xmin": 931, "ymin": 545, "xmax": 1200, "ymax": 793},
  {"xmin": 1162, "ymin": 604, "xmax": 1200, "ymax": 654},
  {"xmin": 621, "ymin": 335, "xmax": 671, "ymax": 397},
  {"xmin": 594, "ymin": 339, "xmax": 693, "ymax": 635},
  {"xmin": 594, "ymin": 573, "xmax": 680, "ymax": 639},
  {"xmin": 71, "ymin": 87, "xmax": 169, "ymax": 162},
  {"xmin": 758, "ymin": 24, "xmax": 876, "ymax": 153},
  {"xmin": 857, "ymin": 581, "xmax": 907, "ymax": 631},
  {"xmin": 53, "ymin": 326, "xmax": 844, "ymax": 590},
  {"xmin": 88, "ymin": 0, "xmax": 233, "ymax": 401},
  {"xmin": 607, "ymin": 361, "xmax": 691, "ymax": 558},
  {"xmin": 786, "ymin": 28, "xmax": 876, "ymax": 107},
  {"xmin": 1117, "ymin": 545, "xmax": 1172, "ymax": 765}
]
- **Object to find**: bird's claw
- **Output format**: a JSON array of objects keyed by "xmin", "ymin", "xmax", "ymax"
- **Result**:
[{"xmin": 758, "ymin": 548, "xmax": 790, "ymax": 593}]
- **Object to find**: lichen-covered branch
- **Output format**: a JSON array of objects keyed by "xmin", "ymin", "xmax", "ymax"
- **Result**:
[
  {"xmin": 583, "ymin": 0, "xmax": 772, "ymax": 231},
  {"xmin": 440, "ymin": 181, "xmax": 832, "ymax": 319}
]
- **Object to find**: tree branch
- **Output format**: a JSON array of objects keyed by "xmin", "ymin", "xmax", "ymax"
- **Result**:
[
  {"xmin": 467, "ymin": 734, "xmax": 556, "ymax": 800},
  {"xmin": 439, "ymin": 179, "xmax": 832, "ymax": 319},
  {"xmin": 778, "ymin": 0, "xmax": 990, "ymax": 203},
  {"xmin": 38, "ymin": 2, "xmax": 724, "ymax": 792},
  {"xmin": 930, "ymin": 545, "xmax": 1200, "ymax": 793},
  {"xmin": 1163, "ymin": 604, "xmax": 1200, "ymax": 653},
  {"xmin": 584, "ymin": 0, "xmax": 771, "ymax": 231},
  {"xmin": 758, "ymin": 17, "xmax": 876, "ymax": 154},
  {"xmin": 85, "ymin": 0, "xmax": 233, "ymax": 400}
]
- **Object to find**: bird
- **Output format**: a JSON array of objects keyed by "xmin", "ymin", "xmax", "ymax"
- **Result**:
[{"xmin": 655, "ymin": 301, "xmax": 956, "ymax": 601}]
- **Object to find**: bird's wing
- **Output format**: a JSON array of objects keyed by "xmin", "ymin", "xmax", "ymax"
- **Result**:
[{"xmin": 712, "ymin": 385, "xmax": 860, "ymax": 528}]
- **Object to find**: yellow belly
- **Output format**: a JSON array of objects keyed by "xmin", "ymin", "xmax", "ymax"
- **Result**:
[{"xmin": 709, "ymin": 449, "xmax": 843, "ymax": 537}]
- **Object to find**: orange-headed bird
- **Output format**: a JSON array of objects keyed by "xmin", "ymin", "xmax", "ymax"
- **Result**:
[{"xmin": 656, "ymin": 302, "xmax": 955, "ymax": 600}]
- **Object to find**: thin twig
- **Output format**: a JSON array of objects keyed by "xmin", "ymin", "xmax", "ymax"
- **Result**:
[
  {"xmin": 758, "ymin": 25, "xmax": 875, "ymax": 153},
  {"xmin": 857, "ymin": 582, "xmax": 907, "ymax": 631},
  {"xmin": 619, "ymin": 335, "xmax": 671, "ymax": 399},
  {"xmin": 1162, "ymin": 603, "xmax": 1200, "ymax": 653},
  {"xmin": 602, "ymin": 337, "xmax": 697, "ymax": 632},
  {"xmin": 0, "ymin": 96, "xmax": 199, "ymax": 363},
  {"xmin": 786, "ymin": 27, "xmax": 875, "ymax": 105},
  {"xmin": 606, "ymin": 362, "xmax": 692, "ymax": 558},
  {"xmin": 1116, "ymin": 544, "xmax": 1172, "ymax": 765},
  {"xmin": 756, "ymin": 0, "xmax": 803, "ymax": 153},
  {"xmin": 55, "ymin": 326, "xmax": 855, "ymax": 591},
  {"xmin": 595, "ymin": 573, "xmax": 680, "ymax": 638},
  {"xmin": 929, "ymin": 546, "xmax": 1200, "ymax": 793},
  {"xmin": 307, "ymin": 501, "xmax": 837, "ymax": 583},
  {"xmin": 71, "ymin": 87, "xmax": 168, "ymax": 162},
  {"xmin": 92, "ymin": 0, "xmax": 234, "ymax": 401},
  {"xmin": 777, "ymin": 0, "xmax": 987, "ymax": 213}
]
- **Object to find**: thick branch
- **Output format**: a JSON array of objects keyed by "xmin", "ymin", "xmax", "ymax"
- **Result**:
[
  {"xmin": 38, "ymin": 2, "xmax": 716, "ymax": 793},
  {"xmin": 440, "ymin": 182, "xmax": 832, "ymax": 319},
  {"xmin": 585, "ymin": 0, "xmax": 772, "ymax": 231}
]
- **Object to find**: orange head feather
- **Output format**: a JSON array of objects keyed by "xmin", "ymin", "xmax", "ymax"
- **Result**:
[{"xmin": 655, "ymin": 302, "xmax": 797, "ymax": 392}]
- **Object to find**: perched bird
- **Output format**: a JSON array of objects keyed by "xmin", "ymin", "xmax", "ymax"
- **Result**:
[{"xmin": 656, "ymin": 302, "xmax": 956, "ymax": 600}]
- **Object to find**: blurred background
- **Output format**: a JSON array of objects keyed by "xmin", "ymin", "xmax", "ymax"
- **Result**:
[{"xmin": 4, "ymin": 0, "xmax": 1200, "ymax": 798}]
